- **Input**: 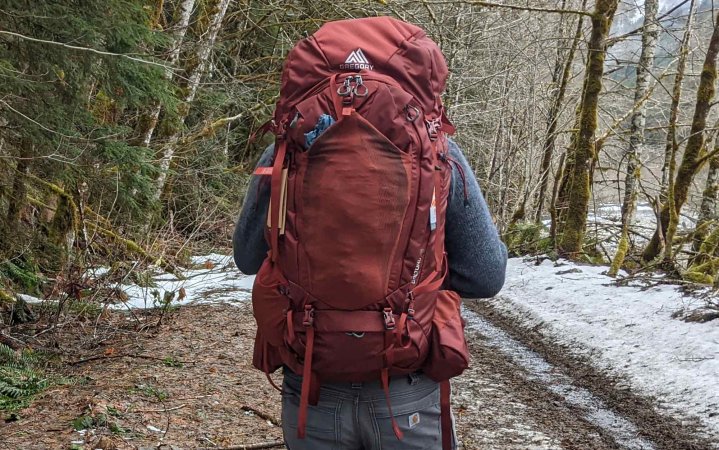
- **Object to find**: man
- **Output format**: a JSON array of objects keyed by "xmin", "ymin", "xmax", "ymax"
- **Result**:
[{"xmin": 234, "ymin": 135, "xmax": 507, "ymax": 449}]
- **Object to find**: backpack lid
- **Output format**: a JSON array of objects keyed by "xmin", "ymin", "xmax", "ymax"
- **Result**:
[{"xmin": 276, "ymin": 16, "xmax": 449, "ymax": 121}]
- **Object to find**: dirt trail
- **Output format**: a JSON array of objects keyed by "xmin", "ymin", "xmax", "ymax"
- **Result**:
[
  {"xmin": 0, "ymin": 296, "xmax": 715, "ymax": 449},
  {"xmin": 459, "ymin": 299, "xmax": 716, "ymax": 450}
]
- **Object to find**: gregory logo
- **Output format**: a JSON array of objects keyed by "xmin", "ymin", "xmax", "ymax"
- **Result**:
[{"xmin": 340, "ymin": 48, "xmax": 373, "ymax": 70}]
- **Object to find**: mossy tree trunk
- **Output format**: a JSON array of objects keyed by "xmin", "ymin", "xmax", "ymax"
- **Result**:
[
  {"xmin": 535, "ymin": 2, "xmax": 586, "ymax": 224},
  {"xmin": 644, "ymin": 10, "xmax": 719, "ymax": 264},
  {"xmin": 608, "ymin": 0, "xmax": 659, "ymax": 276},
  {"xmin": 3, "ymin": 140, "xmax": 31, "ymax": 249},
  {"xmin": 691, "ymin": 147, "xmax": 719, "ymax": 267},
  {"xmin": 642, "ymin": 0, "xmax": 697, "ymax": 261},
  {"xmin": 556, "ymin": 0, "xmax": 619, "ymax": 257}
]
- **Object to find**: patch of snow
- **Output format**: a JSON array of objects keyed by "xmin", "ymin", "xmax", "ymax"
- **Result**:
[
  {"xmin": 85, "ymin": 266, "xmax": 111, "ymax": 278},
  {"xmin": 493, "ymin": 257, "xmax": 719, "ymax": 439},
  {"xmin": 146, "ymin": 424, "xmax": 164, "ymax": 433},
  {"xmin": 16, "ymin": 293, "xmax": 44, "ymax": 304},
  {"xmin": 109, "ymin": 254, "xmax": 255, "ymax": 310}
]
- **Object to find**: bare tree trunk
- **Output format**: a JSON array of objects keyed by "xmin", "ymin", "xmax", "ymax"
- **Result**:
[
  {"xmin": 556, "ymin": 0, "xmax": 619, "ymax": 257},
  {"xmin": 154, "ymin": 0, "xmax": 231, "ymax": 200},
  {"xmin": 535, "ymin": 0, "xmax": 585, "ymax": 224},
  {"xmin": 642, "ymin": 0, "xmax": 697, "ymax": 261},
  {"xmin": 608, "ymin": 0, "xmax": 659, "ymax": 276},
  {"xmin": 136, "ymin": 0, "xmax": 197, "ymax": 147}
]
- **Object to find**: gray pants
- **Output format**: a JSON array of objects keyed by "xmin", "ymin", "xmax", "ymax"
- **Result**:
[{"xmin": 282, "ymin": 369, "xmax": 457, "ymax": 449}]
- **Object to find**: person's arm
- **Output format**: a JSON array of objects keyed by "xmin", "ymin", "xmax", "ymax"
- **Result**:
[
  {"xmin": 445, "ymin": 140, "xmax": 508, "ymax": 298},
  {"xmin": 232, "ymin": 145, "xmax": 273, "ymax": 275}
]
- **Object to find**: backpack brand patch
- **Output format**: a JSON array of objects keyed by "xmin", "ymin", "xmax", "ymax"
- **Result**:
[{"xmin": 340, "ymin": 48, "xmax": 374, "ymax": 71}]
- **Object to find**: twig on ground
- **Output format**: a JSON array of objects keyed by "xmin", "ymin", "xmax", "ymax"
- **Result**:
[
  {"xmin": 132, "ymin": 404, "xmax": 187, "ymax": 413},
  {"xmin": 69, "ymin": 353, "xmax": 197, "ymax": 365},
  {"xmin": 240, "ymin": 405, "xmax": 281, "ymax": 427}
]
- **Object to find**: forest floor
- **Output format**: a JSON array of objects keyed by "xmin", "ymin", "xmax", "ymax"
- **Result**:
[{"xmin": 0, "ymin": 255, "xmax": 717, "ymax": 450}]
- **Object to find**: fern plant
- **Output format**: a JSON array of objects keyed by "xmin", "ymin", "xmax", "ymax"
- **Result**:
[{"xmin": 0, "ymin": 343, "xmax": 50, "ymax": 413}]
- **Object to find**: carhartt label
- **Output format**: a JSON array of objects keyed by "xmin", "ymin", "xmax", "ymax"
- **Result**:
[{"xmin": 409, "ymin": 412, "xmax": 420, "ymax": 429}]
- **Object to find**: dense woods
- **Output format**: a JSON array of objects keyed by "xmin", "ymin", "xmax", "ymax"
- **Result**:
[{"xmin": 4, "ymin": 0, "xmax": 719, "ymax": 312}]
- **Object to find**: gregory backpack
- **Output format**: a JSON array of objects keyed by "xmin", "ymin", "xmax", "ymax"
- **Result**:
[{"xmin": 250, "ymin": 16, "xmax": 469, "ymax": 450}]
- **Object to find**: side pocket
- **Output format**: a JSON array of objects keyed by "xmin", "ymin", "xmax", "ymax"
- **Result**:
[
  {"xmin": 423, "ymin": 290, "xmax": 469, "ymax": 382},
  {"xmin": 252, "ymin": 330, "xmax": 284, "ymax": 373},
  {"xmin": 252, "ymin": 257, "xmax": 290, "ymax": 347}
]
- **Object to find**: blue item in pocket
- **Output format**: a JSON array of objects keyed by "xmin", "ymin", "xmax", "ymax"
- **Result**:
[{"xmin": 304, "ymin": 114, "xmax": 336, "ymax": 149}]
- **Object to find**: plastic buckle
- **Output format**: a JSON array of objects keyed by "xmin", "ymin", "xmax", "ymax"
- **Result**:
[
  {"xmin": 303, "ymin": 305, "xmax": 315, "ymax": 327},
  {"xmin": 383, "ymin": 308, "xmax": 396, "ymax": 330},
  {"xmin": 406, "ymin": 292, "xmax": 416, "ymax": 319}
]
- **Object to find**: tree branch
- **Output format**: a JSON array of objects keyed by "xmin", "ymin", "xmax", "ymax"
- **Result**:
[
  {"xmin": 424, "ymin": 1, "xmax": 592, "ymax": 17},
  {"xmin": 0, "ymin": 30, "xmax": 176, "ymax": 72}
]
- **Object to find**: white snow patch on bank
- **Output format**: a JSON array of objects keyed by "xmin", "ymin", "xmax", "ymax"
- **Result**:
[
  {"xmin": 493, "ymin": 258, "xmax": 719, "ymax": 438},
  {"xmin": 116, "ymin": 254, "xmax": 255, "ymax": 309}
]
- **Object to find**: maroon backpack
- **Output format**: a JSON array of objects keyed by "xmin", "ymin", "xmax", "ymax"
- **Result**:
[{"xmin": 251, "ymin": 17, "xmax": 469, "ymax": 449}]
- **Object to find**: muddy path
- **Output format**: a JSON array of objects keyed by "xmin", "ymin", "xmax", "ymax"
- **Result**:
[
  {"xmin": 460, "ymin": 298, "xmax": 717, "ymax": 450},
  {"xmin": 0, "ymin": 295, "xmax": 716, "ymax": 449}
]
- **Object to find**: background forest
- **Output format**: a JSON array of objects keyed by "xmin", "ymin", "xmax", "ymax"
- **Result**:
[{"xmin": 3, "ymin": 0, "xmax": 719, "ymax": 313}]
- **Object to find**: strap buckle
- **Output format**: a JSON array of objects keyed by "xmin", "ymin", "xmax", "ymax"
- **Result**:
[
  {"xmin": 407, "ymin": 292, "xmax": 416, "ymax": 319},
  {"xmin": 303, "ymin": 305, "xmax": 315, "ymax": 327},
  {"xmin": 383, "ymin": 308, "xmax": 396, "ymax": 330}
]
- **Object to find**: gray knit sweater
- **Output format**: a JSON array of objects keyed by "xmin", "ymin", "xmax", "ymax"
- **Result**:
[{"xmin": 233, "ymin": 139, "xmax": 507, "ymax": 298}]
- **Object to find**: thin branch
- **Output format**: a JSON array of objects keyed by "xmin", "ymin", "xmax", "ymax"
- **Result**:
[
  {"xmin": 607, "ymin": 0, "xmax": 692, "ymax": 47},
  {"xmin": 424, "ymin": 1, "xmax": 593, "ymax": 16},
  {"xmin": 0, "ymin": 30, "xmax": 176, "ymax": 72}
]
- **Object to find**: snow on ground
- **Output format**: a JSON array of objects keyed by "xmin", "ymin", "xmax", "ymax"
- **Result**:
[
  {"xmin": 493, "ymin": 257, "xmax": 719, "ymax": 437},
  {"xmin": 116, "ymin": 253, "xmax": 255, "ymax": 309}
]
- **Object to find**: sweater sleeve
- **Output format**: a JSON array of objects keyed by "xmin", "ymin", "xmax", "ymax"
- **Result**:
[
  {"xmin": 445, "ymin": 140, "xmax": 508, "ymax": 298},
  {"xmin": 232, "ymin": 145, "xmax": 273, "ymax": 275}
]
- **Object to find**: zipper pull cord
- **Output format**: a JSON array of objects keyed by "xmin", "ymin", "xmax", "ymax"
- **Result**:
[{"xmin": 443, "ymin": 154, "xmax": 469, "ymax": 207}]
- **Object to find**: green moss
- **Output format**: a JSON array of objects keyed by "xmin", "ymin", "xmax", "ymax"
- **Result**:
[
  {"xmin": 608, "ymin": 233, "xmax": 629, "ymax": 277},
  {"xmin": 684, "ymin": 270, "xmax": 713, "ymax": 285},
  {"xmin": 504, "ymin": 221, "xmax": 551, "ymax": 257}
]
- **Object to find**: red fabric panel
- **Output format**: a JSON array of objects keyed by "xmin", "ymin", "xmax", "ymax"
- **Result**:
[{"xmin": 299, "ymin": 113, "xmax": 411, "ymax": 308}]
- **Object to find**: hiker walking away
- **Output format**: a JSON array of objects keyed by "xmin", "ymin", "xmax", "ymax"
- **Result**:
[{"xmin": 233, "ymin": 17, "xmax": 507, "ymax": 450}]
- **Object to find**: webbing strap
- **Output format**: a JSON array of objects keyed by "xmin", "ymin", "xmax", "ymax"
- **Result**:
[
  {"xmin": 381, "ymin": 368, "xmax": 404, "ymax": 441},
  {"xmin": 440, "ymin": 379, "xmax": 453, "ymax": 450},
  {"xmin": 432, "ymin": 141, "xmax": 444, "ymax": 269},
  {"xmin": 394, "ymin": 312, "xmax": 410, "ymax": 348},
  {"xmin": 269, "ymin": 140, "xmax": 287, "ymax": 262},
  {"xmin": 412, "ymin": 260, "xmax": 448, "ymax": 296},
  {"xmin": 297, "ymin": 325, "xmax": 315, "ymax": 439},
  {"xmin": 290, "ymin": 309, "xmax": 403, "ymax": 333}
]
